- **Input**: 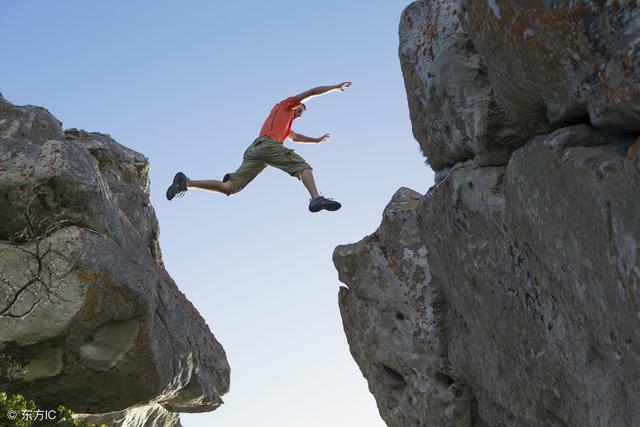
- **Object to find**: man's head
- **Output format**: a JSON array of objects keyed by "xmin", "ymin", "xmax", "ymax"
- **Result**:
[{"xmin": 293, "ymin": 103, "xmax": 306, "ymax": 119}]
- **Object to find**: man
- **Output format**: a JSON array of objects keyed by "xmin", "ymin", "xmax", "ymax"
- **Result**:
[{"xmin": 166, "ymin": 81, "xmax": 351, "ymax": 212}]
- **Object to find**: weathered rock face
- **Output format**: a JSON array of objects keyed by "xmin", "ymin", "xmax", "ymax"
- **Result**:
[
  {"xmin": 336, "ymin": 1, "xmax": 640, "ymax": 426},
  {"xmin": 77, "ymin": 403, "xmax": 183, "ymax": 427},
  {"xmin": 420, "ymin": 127, "xmax": 639, "ymax": 426},
  {"xmin": 334, "ymin": 189, "xmax": 475, "ymax": 427},
  {"xmin": 459, "ymin": 0, "xmax": 640, "ymax": 132},
  {"xmin": 337, "ymin": 128, "xmax": 640, "ymax": 427},
  {"xmin": 0, "ymin": 95, "xmax": 229, "ymax": 425},
  {"xmin": 399, "ymin": 0, "xmax": 550, "ymax": 171},
  {"xmin": 0, "ymin": 96, "xmax": 65, "ymax": 142},
  {"xmin": 400, "ymin": 0, "xmax": 640, "ymax": 171}
]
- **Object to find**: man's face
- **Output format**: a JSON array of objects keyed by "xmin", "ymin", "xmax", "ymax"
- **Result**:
[{"xmin": 293, "ymin": 104, "xmax": 306, "ymax": 119}]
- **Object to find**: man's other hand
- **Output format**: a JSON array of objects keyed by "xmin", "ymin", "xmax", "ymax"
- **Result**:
[{"xmin": 316, "ymin": 133, "xmax": 331, "ymax": 143}]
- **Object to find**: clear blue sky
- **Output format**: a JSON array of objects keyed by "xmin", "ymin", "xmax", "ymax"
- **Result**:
[{"xmin": 2, "ymin": 1, "xmax": 433, "ymax": 425}]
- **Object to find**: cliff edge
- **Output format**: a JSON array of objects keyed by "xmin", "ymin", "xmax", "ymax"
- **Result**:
[
  {"xmin": 0, "ymin": 95, "xmax": 230, "ymax": 426},
  {"xmin": 334, "ymin": 2, "xmax": 640, "ymax": 426}
]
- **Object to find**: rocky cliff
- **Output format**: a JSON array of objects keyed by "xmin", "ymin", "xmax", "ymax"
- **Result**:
[
  {"xmin": 0, "ymin": 95, "xmax": 230, "ymax": 426},
  {"xmin": 334, "ymin": 1, "xmax": 640, "ymax": 426}
]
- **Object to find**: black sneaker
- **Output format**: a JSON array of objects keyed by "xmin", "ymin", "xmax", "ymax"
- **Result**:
[
  {"xmin": 308, "ymin": 196, "xmax": 341, "ymax": 213},
  {"xmin": 166, "ymin": 172, "xmax": 189, "ymax": 200}
]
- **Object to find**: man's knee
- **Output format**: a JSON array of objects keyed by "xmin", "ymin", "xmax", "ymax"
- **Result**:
[{"xmin": 222, "ymin": 174, "xmax": 234, "ymax": 196}]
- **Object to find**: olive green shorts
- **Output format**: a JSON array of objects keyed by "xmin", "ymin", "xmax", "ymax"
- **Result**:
[{"xmin": 223, "ymin": 136, "xmax": 312, "ymax": 195}]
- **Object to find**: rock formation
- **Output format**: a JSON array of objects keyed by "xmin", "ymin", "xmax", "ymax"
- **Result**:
[
  {"xmin": 77, "ymin": 403, "xmax": 182, "ymax": 427},
  {"xmin": 0, "ymin": 94, "xmax": 229, "ymax": 426},
  {"xmin": 335, "ymin": 1, "xmax": 640, "ymax": 426}
]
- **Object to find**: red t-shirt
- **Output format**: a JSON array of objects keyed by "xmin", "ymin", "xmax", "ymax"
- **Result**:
[{"xmin": 259, "ymin": 96, "xmax": 302, "ymax": 143}]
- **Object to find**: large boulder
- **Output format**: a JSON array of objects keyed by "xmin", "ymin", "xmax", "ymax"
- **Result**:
[
  {"xmin": 334, "ymin": 188, "xmax": 474, "ymax": 427},
  {"xmin": 336, "ymin": 1, "xmax": 640, "ymax": 424},
  {"xmin": 0, "ymin": 97, "xmax": 229, "ymax": 423},
  {"xmin": 335, "ymin": 126, "xmax": 640, "ymax": 426},
  {"xmin": 420, "ymin": 126, "xmax": 640, "ymax": 426},
  {"xmin": 400, "ymin": 0, "xmax": 640, "ymax": 171},
  {"xmin": 458, "ymin": 0, "xmax": 640, "ymax": 132},
  {"xmin": 399, "ymin": 0, "xmax": 549, "ymax": 171}
]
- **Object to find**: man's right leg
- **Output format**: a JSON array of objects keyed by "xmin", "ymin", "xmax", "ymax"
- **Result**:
[
  {"xmin": 167, "ymin": 140, "xmax": 265, "ymax": 200},
  {"xmin": 186, "ymin": 153, "xmax": 266, "ymax": 197},
  {"xmin": 187, "ymin": 179, "xmax": 232, "ymax": 195}
]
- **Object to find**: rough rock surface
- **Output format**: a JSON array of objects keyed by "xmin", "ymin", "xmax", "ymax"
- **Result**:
[
  {"xmin": 421, "ymin": 127, "xmax": 639, "ymax": 427},
  {"xmin": 335, "ymin": 1, "xmax": 640, "ymax": 426},
  {"xmin": 337, "ymin": 128, "xmax": 640, "ymax": 426},
  {"xmin": 0, "ymin": 94, "xmax": 229, "ymax": 425},
  {"xmin": 399, "ymin": 0, "xmax": 549, "ymax": 171},
  {"xmin": 459, "ymin": 0, "xmax": 640, "ymax": 132},
  {"xmin": 77, "ymin": 403, "xmax": 183, "ymax": 427},
  {"xmin": 400, "ymin": 0, "xmax": 640, "ymax": 170},
  {"xmin": 334, "ymin": 188, "xmax": 475, "ymax": 427}
]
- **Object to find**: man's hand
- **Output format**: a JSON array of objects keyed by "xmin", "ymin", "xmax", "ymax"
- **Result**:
[
  {"xmin": 315, "ymin": 133, "xmax": 331, "ymax": 143},
  {"xmin": 336, "ymin": 82, "xmax": 352, "ymax": 92},
  {"xmin": 290, "ymin": 130, "xmax": 331, "ymax": 144}
]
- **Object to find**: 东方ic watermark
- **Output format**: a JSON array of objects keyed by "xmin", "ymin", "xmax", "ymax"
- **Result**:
[{"xmin": 6, "ymin": 409, "xmax": 58, "ymax": 421}]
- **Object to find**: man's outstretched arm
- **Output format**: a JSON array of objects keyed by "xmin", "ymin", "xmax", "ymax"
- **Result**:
[
  {"xmin": 295, "ymin": 82, "xmax": 351, "ymax": 103},
  {"xmin": 289, "ymin": 130, "xmax": 330, "ymax": 144}
]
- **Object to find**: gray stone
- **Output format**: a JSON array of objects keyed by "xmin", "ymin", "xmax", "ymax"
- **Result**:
[
  {"xmin": 334, "ymin": 188, "xmax": 474, "ymax": 427},
  {"xmin": 399, "ymin": 0, "xmax": 640, "ymax": 171},
  {"xmin": 335, "ymin": 126, "xmax": 640, "ymax": 426},
  {"xmin": 337, "ymin": 1, "xmax": 640, "ymax": 424},
  {"xmin": 458, "ymin": 0, "xmax": 640, "ymax": 132},
  {"xmin": 79, "ymin": 318, "xmax": 141, "ymax": 371},
  {"xmin": 399, "ymin": 0, "xmax": 550, "ymax": 171},
  {"xmin": 0, "ymin": 97, "xmax": 230, "ymax": 417},
  {"xmin": 0, "ymin": 96, "xmax": 64, "ymax": 141},
  {"xmin": 421, "ymin": 127, "xmax": 640, "ymax": 426},
  {"xmin": 77, "ymin": 403, "xmax": 183, "ymax": 427}
]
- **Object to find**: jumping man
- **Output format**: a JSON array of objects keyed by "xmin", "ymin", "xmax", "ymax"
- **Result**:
[{"xmin": 166, "ymin": 81, "xmax": 352, "ymax": 212}]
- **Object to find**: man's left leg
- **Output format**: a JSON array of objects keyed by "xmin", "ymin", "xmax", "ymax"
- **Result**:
[
  {"xmin": 300, "ymin": 169, "xmax": 319, "ymax": 199},
  {"xmin": 255, "ymin": 141, "xmax": 341, "ymax": 212},
  {"xmin": 299, "ymin": 168, "xmax": 340, "ymax": 212}
]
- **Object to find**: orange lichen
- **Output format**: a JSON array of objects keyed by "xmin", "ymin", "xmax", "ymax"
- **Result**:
[
  {"xmin": 570, "ymin": 3, "xmax": 590, "ymax": 17},
  {"xmin": 81, "ymin": 284, "xmax": 99, "ymax": 324},
  {"xmin": 628, "ymin": 136, "xmax": 640, "ymax": 158},
  {"xmin": 626, "ymin": 275, "xmax": 638, "ymax": 308},
  {"xmin": 99, "ymin": 274, "xmax": 113, "ymax": 286},
  {"xmin": 405, "ymin": 14, "xmax": 414, "ymax": 29},
  {"xmin": 79, "ymin": 273, "xmax": 95, "ymax": 283},
  {"xmin": 611, "ymin": 0, "xmax": 621, "ymax": 12},
  {"xmin": 134, "ymin": 324, "xmax": 150, "ymax": 349},
  {"xmin": 385, "ymin": 250, "xmax": 401, "ymax": 277}
]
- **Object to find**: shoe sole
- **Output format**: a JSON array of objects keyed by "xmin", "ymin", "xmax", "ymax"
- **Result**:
[
  {"xmin": 166, "ymin": 183, "xmax": 180, "ymax": 200},
  {"xmin": 309, "ymin": 203, "xmax": 341, "ymax": 213},
  {"xmin": 166, "ymin": 172, "xmax": 187, "ymax": 200}
]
